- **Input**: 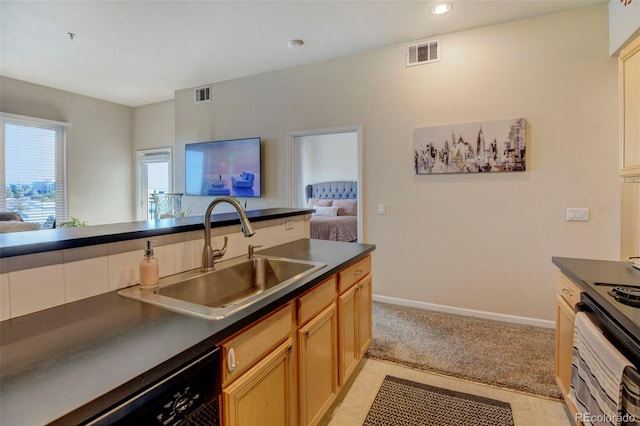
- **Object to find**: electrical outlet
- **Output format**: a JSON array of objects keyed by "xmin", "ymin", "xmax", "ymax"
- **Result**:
[
  {"xmin": 378, "ymin": 204, "xmax": 386, "ymax": 215},
  {"xmin": 566, "ymin": 208, "xmax": 589, "ymax": 221}
]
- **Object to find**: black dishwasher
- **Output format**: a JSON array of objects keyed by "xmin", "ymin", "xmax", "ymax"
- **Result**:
[{"xmin": 85, "ymin": 347, "xmax": 220, "ymax": 426}]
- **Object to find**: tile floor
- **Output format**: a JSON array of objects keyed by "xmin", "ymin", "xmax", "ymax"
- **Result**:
[{"xmin": 320, "ymin": 358, "xmax": 572, "ymax": 426}]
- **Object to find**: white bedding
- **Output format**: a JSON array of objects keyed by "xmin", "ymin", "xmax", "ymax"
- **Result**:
[{"xmin": 310, "ymin": 215, "xmax": 357, "ymax": 242}]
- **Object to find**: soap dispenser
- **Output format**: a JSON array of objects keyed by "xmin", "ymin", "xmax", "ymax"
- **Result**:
[{"xmin": 139, "ymin": 240, "xmax": 159, "ymax": 289}]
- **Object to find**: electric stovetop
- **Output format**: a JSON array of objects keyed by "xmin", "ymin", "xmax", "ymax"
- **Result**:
[{"xmin": 584, "ymin": 262, "xmax": 640, "ymax": 331}]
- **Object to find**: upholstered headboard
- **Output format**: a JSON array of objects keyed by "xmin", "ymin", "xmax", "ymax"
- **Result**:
[{"xmin": 305, "ymin": 181, "xmax": 357, "ymax": 203}]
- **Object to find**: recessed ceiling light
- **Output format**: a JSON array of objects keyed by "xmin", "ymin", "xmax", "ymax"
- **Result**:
[
  {"xmin": 431, "ymin": 2, "xmax": 452, "ymax": 15},
  {"xmin": 287, "ymin": 39, "xmax": 304, "ymax": 49}
]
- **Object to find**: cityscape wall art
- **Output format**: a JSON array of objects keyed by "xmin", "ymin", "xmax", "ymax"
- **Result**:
[{"xmin": 413, "ymin": 118, "xmax": 526, "ymax": 174}]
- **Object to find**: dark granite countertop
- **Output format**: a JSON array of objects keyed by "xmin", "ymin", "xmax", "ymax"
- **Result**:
[
  {"xmin": 0, "ymin": 208, "xmax": 314, "ymax": 258},
  {"xmin": 552, "ymin": 256, "xmax": 640, "ymax": 338},
  {"xmin": 0, "ymin": 238, "xmax": 375, "ymax": 425}
]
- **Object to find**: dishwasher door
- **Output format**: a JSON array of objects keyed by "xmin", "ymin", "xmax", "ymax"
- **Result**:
[{"xmin": 85, "ymin": 347, "xmax": 220, "ymax": 426}]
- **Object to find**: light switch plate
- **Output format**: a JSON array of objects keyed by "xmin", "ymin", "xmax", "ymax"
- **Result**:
[
  {"xmin": 378, "ymin": 204, "xmax": 386, "ymax": 215},
  {"xmin": 566, "ymin": 208, "xmax": 589, "ymax": 221}
]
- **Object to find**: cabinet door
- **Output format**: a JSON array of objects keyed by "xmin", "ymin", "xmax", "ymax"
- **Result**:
[
  {"xmin": 298, "ymin": 303, "xmax": 338, "ymax": 426},
  {"xmin": 555, "ymin": 295, "xmax": 576, "ymax": 404},
  {"xmin": 222, "ymin": 339, "xmax": 295, "ymax": 426},
  {"xmin": 338, "ymin": 284, "xmax": 358, "ymax": 387},
  {"xmin": 620, "ymin": 35, "xmax": 640, "ymax": 178},
  {"xmin": 357, "ymin": 274, "xmax": 373, "ymax": 358}
]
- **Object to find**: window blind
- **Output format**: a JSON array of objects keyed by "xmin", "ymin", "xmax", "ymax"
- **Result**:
[{"xmin": 1, "ymin": 114, "xmax": 69, "ymax": 227}]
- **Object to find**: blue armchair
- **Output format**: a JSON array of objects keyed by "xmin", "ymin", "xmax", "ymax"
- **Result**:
[{"xmin": 231, "ymin": 172, "xmax": 255, "ymax": 188}]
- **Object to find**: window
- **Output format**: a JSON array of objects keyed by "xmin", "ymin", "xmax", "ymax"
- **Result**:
[
  {"xmin": 135, "ymin": 148, "xmax": 173, "ymax": 220},
  {"xmin": 1, "ymin": 113, "xmax": 69, "ymax": 228}
]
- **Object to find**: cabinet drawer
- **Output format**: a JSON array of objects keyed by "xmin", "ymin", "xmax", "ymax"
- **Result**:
[
  {"xmin": 338, "ymin": 256, "xmax": 371, "ymax": 294},
  {"xmin": 221, "ymin": 302, "xmax": 293, "ymax": 387},
  {"xmin": 297, "ymin": 276, "xmax": 337, "ymax": 326},
  {"xmin": 557, "ymin": 272, "xmax": 582, "ymax": 307}
]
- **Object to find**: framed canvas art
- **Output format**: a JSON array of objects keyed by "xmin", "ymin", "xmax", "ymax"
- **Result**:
[{"xmin": 414, "ymin": 118, "xmax": 526, "ymax": 174}]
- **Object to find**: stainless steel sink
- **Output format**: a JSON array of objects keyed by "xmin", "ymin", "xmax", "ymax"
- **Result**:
[{"xmin": 118, "ymin": 255, "xmax": 326, "ymax": 320}]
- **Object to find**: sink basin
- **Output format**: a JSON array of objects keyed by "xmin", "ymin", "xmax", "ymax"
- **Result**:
[{"xmin": 118, "ymin": 255, "xmax": 326, "ymax": 320}]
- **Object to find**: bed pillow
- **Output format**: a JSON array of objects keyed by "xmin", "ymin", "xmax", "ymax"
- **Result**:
[
  {"xmin": 313, "ymin": 206, "xmax": 339, "ymax": 216},
  {"xmin": 332, "ymin": 199, "xmax": 357, "ymax": 216},
  {"xmin": 307, "ymin": 198, "xmax": 333, "ymax": 208}
]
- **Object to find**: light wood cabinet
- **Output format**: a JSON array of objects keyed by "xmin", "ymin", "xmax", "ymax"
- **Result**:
[
  {"xmin": 222, "ymin": 339, "xmax": 295, "ymax": 426},
  {"xmin": 220, "ymin": 303, "xmax": 293, "ymax": 387},
  {"xmin": 298, "ymin": 303, "xmax": 338, "ymax": 426},
  {"xmin": 219, "ymin": 255, "xmax": 373, "ymax": 426},
  {"xmin": 220, "ymin": 304, "xmax": 295, "ymax": 426},
  {"xmin": 338, "ymin": 284, "xmax": 359, "ymax": 386},
  {"xmin": 357, "ymin": 274, "xmax": 373, "ymax": 358},
  {"xmin": 555, "ymin": 272, "xmax": 582, "ymax": 417},
  {"xmin": 620, "ymin": 34, "xmax": 640, "ymax": 179},
  {"xmin": 337, "ymin": 256, "xmax": 372, "ymax": 386}
]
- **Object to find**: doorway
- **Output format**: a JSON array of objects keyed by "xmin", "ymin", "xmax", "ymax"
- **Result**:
[
  {"xmin": 136, "ymin": 148, "xmax": 172, "ymax": 220},
  {"xmin": 289, "ymin": 126, "xmax": 363, "ymax": 242}
]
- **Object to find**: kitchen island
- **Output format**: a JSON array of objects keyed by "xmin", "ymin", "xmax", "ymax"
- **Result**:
[{"xmin": 0, "ymin": 238, "xmax": 375, "ymax": 425}]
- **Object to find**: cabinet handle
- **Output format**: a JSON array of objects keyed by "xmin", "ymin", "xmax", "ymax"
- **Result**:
[
  {"xmin": 288, "ymin": 343, "xmax": 293, "ymax": 352},
  {"xmin": 354, "ymin": 269, "xmax": 363, "ymax": 276},
  {"xmin": 227, "ymin": 347, "xmax": 237, "ymax": 372},
  {"xmin": 561, "ymin": 288, "xmax": 572, "ymax": 297},
  {"xmin": 305, "ymin": 330, "xmax": 310, "ymax": 337}
]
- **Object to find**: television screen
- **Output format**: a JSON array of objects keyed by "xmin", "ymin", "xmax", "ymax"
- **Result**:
[{"xmin": 185, "ymin": 137, "xmax": 261, "ymax": 197}]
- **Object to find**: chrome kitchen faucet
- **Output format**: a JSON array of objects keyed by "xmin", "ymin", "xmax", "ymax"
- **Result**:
[{"xmin": 201, "ymin": 196, "xmax": 255, "ymax": 272}]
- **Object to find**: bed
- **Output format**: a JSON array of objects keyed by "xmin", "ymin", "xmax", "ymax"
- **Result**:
[{"xmin": 305, "ymin": 181, "xmax": 358, "ymax": 242}]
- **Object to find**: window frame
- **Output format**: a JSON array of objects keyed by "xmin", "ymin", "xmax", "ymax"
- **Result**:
[{"xmin": 0, "ymin": 112, "xmax": 70, "ymax": 226}]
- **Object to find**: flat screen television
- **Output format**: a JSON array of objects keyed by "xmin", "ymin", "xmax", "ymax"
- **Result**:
[{"xmin": 185, "ymin": 137, "xmax": 261, "ymax": 197}]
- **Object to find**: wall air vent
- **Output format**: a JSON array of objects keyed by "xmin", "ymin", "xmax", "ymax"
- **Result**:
[
  {"xmin": 406, "ymin": 39, "xmax": 440, "ymax": 67},
  {"xmin": 194, "ymin": 86, "xmax": 211, "ymax": 103}
]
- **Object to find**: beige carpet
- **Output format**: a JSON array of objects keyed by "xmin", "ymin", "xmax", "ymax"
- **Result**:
[{"xmin": 366, "ymin": 301, "xmax": 561, "ymax": 399}]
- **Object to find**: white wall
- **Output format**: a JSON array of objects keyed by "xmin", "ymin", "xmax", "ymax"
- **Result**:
[
  {"xmin": 173, "ymin": 5, "xmax": 619, "ymax": 322},
  {"xmin": 0, "ymin": 77, "xmax": 134, "ymax": 225},
  {"xmin": 294, "ymin": 133, "xmax": 358, "ymax": 207},
  {"xmin": 133, "ymin": 100, "xmax": 175, "ymax": 151}
]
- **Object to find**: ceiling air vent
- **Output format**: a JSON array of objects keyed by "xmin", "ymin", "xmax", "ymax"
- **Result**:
[
  {"xmin": 406, "ymin": 39, "xmax": 440, "ymax": 67},
  {"xmin": 194, "ymin": 85, "xmax": 211, "ymax": 103}
]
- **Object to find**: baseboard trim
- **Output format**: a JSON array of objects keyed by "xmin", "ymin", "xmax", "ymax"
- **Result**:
[{"xmin": 372, "ymin": 295, "xmax": 555, "ymax": 329}]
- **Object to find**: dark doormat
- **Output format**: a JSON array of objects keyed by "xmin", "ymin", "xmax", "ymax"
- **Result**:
[{"xmin": 363, "ymin": 375, "xmax": 514, "ymax": 426}]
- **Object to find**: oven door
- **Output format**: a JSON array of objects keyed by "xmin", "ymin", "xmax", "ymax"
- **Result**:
[
  {"xmin": 578, "ymin": 294, "xmax": 640, "ymax": 424},
  {"xmin": 579, "ymin": 294, "xmax": 640, "ymax": 367},
  {"xmin": 85, "ymin": 347, "xmax": 220, "ymax": 426}
]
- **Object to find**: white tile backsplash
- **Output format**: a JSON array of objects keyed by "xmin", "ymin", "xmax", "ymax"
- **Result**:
[
  {"xmin": 1, "ymin": 216, "xmax": 310, "ymax": 319},
  {"xmin": 154, "ymin": 244, "xmax": 176, "ymax": 278},
  {"xmin": 9, "ymin": 265, "xmax": 65, "ymax": 317},
  {"xmin": 64, "ymin": 257, "xmax": 109, "ymax": 303},
  {"xmin": 175, "ymin": 241, "xmax": 198, "ymax": 272},
  {"xmin": 1, "ymin": 273, "xmax": 10, "ymax": 321},
  {"xmin": 108, "ymin": 251, "xmax": 140, "ymax": 291}
]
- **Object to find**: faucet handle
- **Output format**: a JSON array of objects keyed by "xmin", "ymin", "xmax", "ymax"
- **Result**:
[
  {"xmin": 248, "ymin": 244, "xmax": 263, "ymax": 259},
  {"xmin": 212, "ymin": 236, "xmax": 228, "ymax": 260}
]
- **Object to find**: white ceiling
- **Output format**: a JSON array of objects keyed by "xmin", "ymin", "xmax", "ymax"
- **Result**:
[{"xmin": 1, "ymin": 0, "xmax": 607, "ymax": 107}]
